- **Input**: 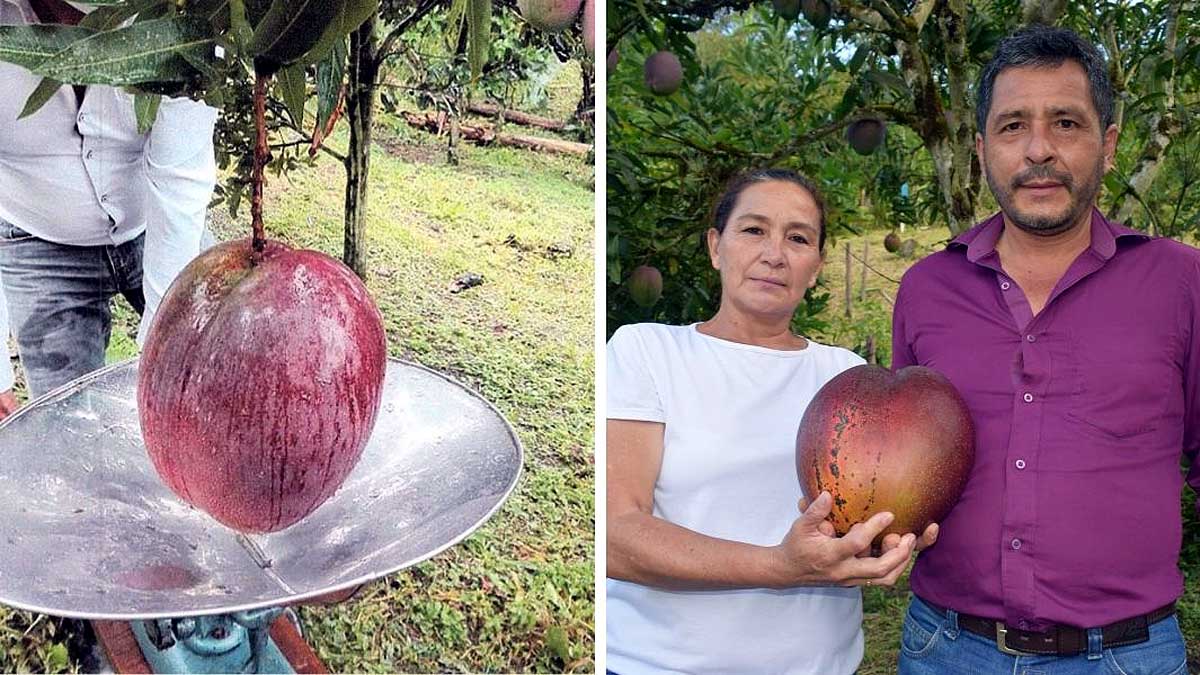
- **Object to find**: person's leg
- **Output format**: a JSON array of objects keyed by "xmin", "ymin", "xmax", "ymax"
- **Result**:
[
  {"xmin": 0, "ymin": 220, "xmax": 115, "ymax": 398},
  {"xmin": 897, "ymin": 594, "xmax": 1016, "ymax": 674},
  {"xmin": 110, "ymin": 232, "xmax": 146, "ymax": 316}
]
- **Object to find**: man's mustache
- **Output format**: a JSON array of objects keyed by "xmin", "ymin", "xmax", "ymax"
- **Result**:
[{"xmin": 1011, "ymin": 167, "xmax": 1074, "ymax": 192}]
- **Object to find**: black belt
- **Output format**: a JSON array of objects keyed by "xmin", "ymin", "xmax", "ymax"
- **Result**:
[{"xmin": 922, "ymin": 598, "xmax": 1176, "ymax": 656}]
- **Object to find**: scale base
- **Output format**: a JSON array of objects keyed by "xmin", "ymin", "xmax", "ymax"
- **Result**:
[{"xmin": 93, "ymin": 615, "xmax": 326, "ymax": 674}]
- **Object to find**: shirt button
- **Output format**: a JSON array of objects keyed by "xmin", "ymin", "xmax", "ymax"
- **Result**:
[
  {"xmin": 1001, "ymin": 281, "xmax": 1011, "ymax": 290},
  {"xmin": 100, "ymin": 194, "xmax": 109, "ymax": 203},
  {"xmin": 1026, "ymin": 334, "xmax": 1036, "ymax": 342},
  {"xmin": 1012, "ymin": 538, "xmax": 1022, "ymax": 550},
  {"xmin": 1023, "ymin": 393, "xmax": 1034, "ymax": 403},
  {"xmin": 78, "ymin": 112, "xmax": 85, "ymax": 123},
  {"xmin": 85, "ymin": 150, "xmax": 94, "ymax": 160},
  {"xmin": 1015, "ymin": 459, "xmax": 1026, "ymax": 470}
]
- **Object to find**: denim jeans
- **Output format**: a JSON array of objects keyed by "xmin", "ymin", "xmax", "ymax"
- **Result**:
[
  {"xmin": 0, "ymin": 219, "xmax": 144, "ymax": 398},
  {"xmin": 898, "ymin": 594, "xmax": 1189, "ymax": 675}
]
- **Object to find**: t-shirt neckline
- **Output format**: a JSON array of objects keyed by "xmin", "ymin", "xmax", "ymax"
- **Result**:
[{"xmin": 689, "ymin": 323, "xmax": 819, "ymax": 357}]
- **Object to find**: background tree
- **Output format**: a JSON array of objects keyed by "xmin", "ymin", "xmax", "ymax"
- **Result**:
[{"xmin": 607, "ymin": 0, "xmax": 1200, "ymax": 333}]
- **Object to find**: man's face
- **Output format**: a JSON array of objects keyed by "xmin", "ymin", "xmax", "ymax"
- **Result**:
[{"xmin": 976, "ymin": 62, "xmax": 1118, "ymax": 237}]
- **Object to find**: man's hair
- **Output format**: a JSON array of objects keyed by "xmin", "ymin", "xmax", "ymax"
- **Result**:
[{"xmin": 976, "ymin": 24, "xmax": 1114, "ymax": 135}]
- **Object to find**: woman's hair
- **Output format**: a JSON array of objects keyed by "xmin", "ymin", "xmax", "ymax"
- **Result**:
[{"xmin": 708, "ymin": 168, "xmax": 827, "ymax": 252}]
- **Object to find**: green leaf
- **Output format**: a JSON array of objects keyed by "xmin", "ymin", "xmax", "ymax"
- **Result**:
[
  {"xmin": 864, "ymin": 69, "xmax": 910, "ymax": 97},
  {"xmin": 314, "ymin": 36, "xmax": 346, "ymax": 133},
  {"xmin": 17, "ymin": 77, "xmax": 64, "ymax": 119},
  {"xmin": 0, "ymin": 24, "xmax": 97, "ymax": 70},
  {"xmin": 295, "ymin": 0, "xmax": 377, "ymax": 66},
  {"xmin": 275, "ymin": 62, "xmax": 306, "ymax": 127},
  {"xmin": 78, "ymin": 0, "xmax": 159, "ymax": 31},
  {"xmin": 249, "ymin": 0, "xmax": 342, "ymax": 71},
  {"xmin": 27, "ymin": 18, "xmax": 215, "ymax": 87},
  {"xmin": 44, "ymin": 644, "xmax": 68, "ymax": 672},
  {"xmin": 847, "ymin": 44, "xmax": 868, "ymax": 74},
  {"xmin": 228, "ymin": 0, "xmax": 253, "ymax": 54},
  {"xmin": 133, "ymin": 93, "xmax": 161, "ymax": 133},
  {"xmin": 466, "ymin": 0, "xmax": 491, "ymax": 79}
]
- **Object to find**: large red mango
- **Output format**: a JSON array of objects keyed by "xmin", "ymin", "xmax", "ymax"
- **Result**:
[
  {"xmin": 137, "ymin": 238, "xmax": 387, "ymax": 533},
  {"xmin": 795, "ymin": 365, "xmax": 974, "ymax": 539}
]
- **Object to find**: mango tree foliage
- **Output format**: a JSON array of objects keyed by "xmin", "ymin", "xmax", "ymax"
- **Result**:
[{"xmin": 607, "ymin": 0, "xmax": 1200, "ymax": 333}]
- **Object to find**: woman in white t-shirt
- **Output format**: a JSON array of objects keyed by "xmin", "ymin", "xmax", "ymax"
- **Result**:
[{"xmin": 606, "ymin": 169, "xmax": 936, "ymax": 675}]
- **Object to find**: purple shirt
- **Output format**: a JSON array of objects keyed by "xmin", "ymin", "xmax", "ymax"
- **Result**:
[{"xmin": 892, "ymin": 208, "xmax": 1200, "ymax": 631}]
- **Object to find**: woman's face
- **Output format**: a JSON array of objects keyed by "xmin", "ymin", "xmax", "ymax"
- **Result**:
[{"xmin": 707, "ymin": 180, "xmax": 824, "ymax": 323}]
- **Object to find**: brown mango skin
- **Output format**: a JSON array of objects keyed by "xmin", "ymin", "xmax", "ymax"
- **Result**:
[
  {"xmin": 795, "ymin": 365, "xmax": 974, "ymax": 539},
  {"xmin": 138, "ymin": 238, "xmax": 387, "ymax": 533}
]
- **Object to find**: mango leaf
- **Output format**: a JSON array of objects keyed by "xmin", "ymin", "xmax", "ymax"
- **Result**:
[
  {"xmin": 249, "ymin": 0, "xmax": 342, "ymax": 72},
  {"xmin": 864, "ymin": 69, "xmax": 910, "ymax": 97},
  {"xmin": 296, "ymin": 0, "xmax": 377, "ymax": 66},
  {"xmin": 79, "ymin": 0, "xmax": 161, "ymax": 31},
  {"xmin": 0, "ymin": 24, "xmax": 97, "ymax": 70},
  {"xmin": 28, "ymin": 18, "xmax": 215, "ymax": 86},
  {"xmin": 466, "ymin": 0, "xmax": 491, "ymax": 79},
  {"xmin": 275, "ymin": 62, "xmax": 306, "ymax": 127},
  {"xmin": 314, "ymin": 37, "xmax": 346, "ymax": 134},
  {"xmin": 134, "ymin": 93, "xmax": 161, "ymax": 133},
  {"xmin": 17, "ymin": 77, "xmax": 64, "ymax": 119}
]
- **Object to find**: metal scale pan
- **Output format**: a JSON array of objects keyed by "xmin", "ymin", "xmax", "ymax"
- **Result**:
[{"xmin": 0, "ymin": 357, "xmax": 523, "ymax": 621}]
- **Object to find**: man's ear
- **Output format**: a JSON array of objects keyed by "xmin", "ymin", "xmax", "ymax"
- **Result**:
[{"xmin": 1103, "ymin": 124, "xmax": 1119, "ymax": 172}]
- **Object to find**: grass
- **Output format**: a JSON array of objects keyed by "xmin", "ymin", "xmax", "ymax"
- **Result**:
[
  {"xmin": 815, "ymin": 225, "xmax": 1200, "ymax": 673},
  {"xmin": 0, "ymin": 109, "xmax": 594, "ymax": 673}
]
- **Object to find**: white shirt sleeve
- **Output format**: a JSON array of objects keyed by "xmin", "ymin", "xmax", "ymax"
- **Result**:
[
  {"xmin": 606, "ymin": 325, "xmax": 665, "ymax": 422},
  {"xmin": 136, "ymin": 95, "xmax": 219, "ymax": 346},
  {"xmin": 0, "ymin": 274, "xmax": 12, "ymax": 392}
]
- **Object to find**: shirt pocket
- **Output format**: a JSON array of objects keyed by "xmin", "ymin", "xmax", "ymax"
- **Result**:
[{"xmin": 1065, "ymin": 331, "xmax": 1172, "ymax": 440}]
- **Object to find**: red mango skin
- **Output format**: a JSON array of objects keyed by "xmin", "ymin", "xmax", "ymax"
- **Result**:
[
  {"xmin": 137, "ymin": 238, "xmax": 388, "ymax": 533},
  {"xmin": 795, "ymin": 365, "xmax": 974, "ymax": 538}
]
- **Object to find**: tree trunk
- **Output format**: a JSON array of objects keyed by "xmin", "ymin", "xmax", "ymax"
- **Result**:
[
  {"xmin": 466, "ymin": 102, "xmax": 567, "ymax": 130},
  {"xmin": 344, "ymin": 13, "xmax": 381, "ymax": 280},
  {"xmin": 891, "ymin": 0, "xmax": 979, "ymax": 236},
  {"xmin": 399, "ymin": 112, "xmax": 593, "ymax": 156},
  {"xmin": 576, "ymin": 62, "xmax": 594, "ymax": 130},
  {"xmin": 1111, "ymin": 0, "xmax": 1182, "ymax": 230}
]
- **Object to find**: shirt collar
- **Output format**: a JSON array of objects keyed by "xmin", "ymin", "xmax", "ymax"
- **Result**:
[{"xmin": 948, "ymin": 207, "xmax": 1150, "ymax": 264}]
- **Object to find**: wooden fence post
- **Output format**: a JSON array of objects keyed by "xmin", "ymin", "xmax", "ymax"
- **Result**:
[{"xmin": 844, "ymin": 244, "xmax": 853, "ymax": 318}]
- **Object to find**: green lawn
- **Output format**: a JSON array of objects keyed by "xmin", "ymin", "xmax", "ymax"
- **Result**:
[{"xmin": 0, "ymin": 112, "xmax": 595, "ymax": 673}]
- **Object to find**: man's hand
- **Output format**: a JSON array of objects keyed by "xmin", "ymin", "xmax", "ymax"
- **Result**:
[
  {"xmin": 769, "ymin": 492, "xmax": 916, "ymax": 589},
  {"xmin": 0, "ymin": 390, "xmax": 17, "ymax": 421},
  {"xmin": 881, "ymin": 523, "xmax": 939, "ymax": 554}
]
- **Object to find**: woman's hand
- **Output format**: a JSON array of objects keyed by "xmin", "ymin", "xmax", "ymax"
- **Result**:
[{"xmin": 768, "ymin": 492, "xmax": 915, "ymax": 589}]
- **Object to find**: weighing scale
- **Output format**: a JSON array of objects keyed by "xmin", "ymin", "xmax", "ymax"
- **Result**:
[{"xmin": 0, "ymin": 358, "xmax": 523, "ymax": 672}]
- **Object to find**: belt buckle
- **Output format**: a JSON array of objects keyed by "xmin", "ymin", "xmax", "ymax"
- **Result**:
[{"xmin": 995, "ymin": 623, "xmax": 1032, "ymax": 656}]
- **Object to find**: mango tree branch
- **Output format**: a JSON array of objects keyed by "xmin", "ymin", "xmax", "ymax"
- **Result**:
[
  {"xmin": 251, "ymin": 71, "xmax": 268, "ymax": 264},
  {"xmin": 864, "ymin": 0, "xmax": 909, "ymax": 37},
  {"xmin": 378, "ymin": 0, "xmax": 443, "ymax": 65}
]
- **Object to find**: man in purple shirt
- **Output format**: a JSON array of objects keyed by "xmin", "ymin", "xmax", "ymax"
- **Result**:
[{"xmin": 892, "ymin": 25, "xmax": 1196, "ymax": 674}]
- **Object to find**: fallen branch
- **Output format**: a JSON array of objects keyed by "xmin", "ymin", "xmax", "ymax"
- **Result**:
[
  {"xmin": 400, "ymin": 112, "xmax": 591, "ymax": 157},
  {"xmin": 467, "ymin": 102, "xmax": 567, "ymax": 131}
]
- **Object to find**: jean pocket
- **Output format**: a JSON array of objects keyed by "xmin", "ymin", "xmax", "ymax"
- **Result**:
[
  {"xmin": 1104, "ymin": 615, "xmax": 1188, "ymax": 675},
  {"xmin": 899, "ymin": 603, "xmax": 945, "ymax": 659}
]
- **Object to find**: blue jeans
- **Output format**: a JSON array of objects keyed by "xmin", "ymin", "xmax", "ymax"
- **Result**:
[
  {"xmin": 0, "ymin": 219, "xmax": 144, "ymax": 398},
  {"xmin": 898, "ymin": 594, "xmax": 1189, "ymax": 675}
]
